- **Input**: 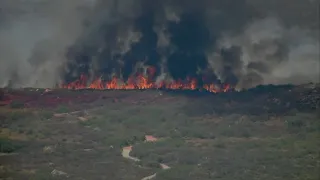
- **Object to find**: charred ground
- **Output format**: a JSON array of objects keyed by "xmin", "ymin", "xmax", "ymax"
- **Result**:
[{"xmin": 0, "ymin": 84, "xmax": 319, "ymax": 180}]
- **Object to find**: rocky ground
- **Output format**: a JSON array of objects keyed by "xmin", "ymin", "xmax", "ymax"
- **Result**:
[{"xmin": 0, "ymin": 84, "xmax": 319, "ymax": 180}]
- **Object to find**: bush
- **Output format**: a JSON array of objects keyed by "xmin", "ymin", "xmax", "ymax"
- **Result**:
[
  {"xmin": 241, "ymin": 130, "xmax": 252, "ymax": 138},
  {"xmin": 39, "ymin": 111, "xmax": 53, "ymax": 120},
  {"xmin": 144, "ymin": 160, "xmax": 160, "ymax": 168},
  {"xmin": 7, "ymin": 112, "xmax": 27, "ymax": 121},
  {"xmin": 214, "ymin": 141, "xmax": 226, "ymax": 149},
  {"xmin": 10, "ymin": 100, "xmax": 25, "ymax": 109},
  {"xmin": 286, "ymin": 118, "xmax": 306, "ymax": 129},
  {"xmin": 56, "ymin": 105, "xmax": 69, "ymax": 113},
  {"xmin": 0, "ymin": 138, "xmax": 23, "ymax": 153}
]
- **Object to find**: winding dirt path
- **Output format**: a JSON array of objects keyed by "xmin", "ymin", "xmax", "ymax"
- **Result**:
[
  {"xmin": 121, "ymin": 136, "xmax": 171, "ymax": 180},
  {"xmin": 121, "ymin": 146, "xmax": 140, "ymax": 162},
  {"xmin": 141, "ymin": 173, "xmax": 157, "ymax": 180}
]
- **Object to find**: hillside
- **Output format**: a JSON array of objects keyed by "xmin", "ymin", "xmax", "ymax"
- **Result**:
[{"xmin": 0, "ymin": 84, "xmax": 319, "ymax": 180}]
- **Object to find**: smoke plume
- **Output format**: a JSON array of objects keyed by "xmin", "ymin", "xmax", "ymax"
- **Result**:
[
  {"xmin": 0, "ymin": 0, "xmax": 95, "ymax": 87},
  {"xmin": 0, "ymin": 0, "xmax": 319, "ymax": 88},
  {"xmin": 211, "ymin": 17, "xmax": 320, "ymax": 88}
]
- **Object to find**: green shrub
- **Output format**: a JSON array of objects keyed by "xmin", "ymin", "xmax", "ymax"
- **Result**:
[
  {"xmin": 7, "ymin": 112, "xmax": 26, "ymax": 121},
  {"xmin": 0, "ymin": 138, "xmax": 23, "ymax": 153},
  {"xmin": 39, "ymin": 111, "xmax": 53, "ymax": 120},
  {"xmin": 214, "ymin": 141, "xmax": 226, "ymax": 149},
  {"xmin": 286, "ymin": 118, "xmax": 306, "ymax": 129},
  {"xmin": 56, "ymin": 105, "xmax": 69, "ymax": 113},
  {"xmin": 10, "ymin": 100, "xmax": 25, "ymax": 109},
  {"xmin": 240, "ymin": 129, "xmax": 252, "ymax": 138},
  {"xmin": 141, "ymin": 160, "xmax": 159, "ymax": 168}
]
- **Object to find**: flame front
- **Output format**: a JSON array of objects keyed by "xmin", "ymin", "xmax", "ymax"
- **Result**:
[{"xmin": 61, "ymin": 67, "xmax": 231, "ymax": 93}]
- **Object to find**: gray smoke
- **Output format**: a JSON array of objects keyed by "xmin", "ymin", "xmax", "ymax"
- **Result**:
[
  {"xmin": 209, "ymin": 17, "xmax": 319, "ymax": 89},
  {"xmin": 0, "ymin": 0, "xmax": 319, "ymax": 88},
  {"xmin": 0, "ymin": 0, "xmax": 96, "ymax": 88}
]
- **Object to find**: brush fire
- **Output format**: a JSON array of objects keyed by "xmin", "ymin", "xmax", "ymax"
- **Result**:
[
  {"xmin": 0, "ymin": 65, "xmax": 233, "ymax": 108},
  {"xmin": 60, "ymin": 67, "xmax": 231, "ymax": 93},
  {"xmin": 0, "ymin": 1, "xmax": 319, "ymax": 180}
]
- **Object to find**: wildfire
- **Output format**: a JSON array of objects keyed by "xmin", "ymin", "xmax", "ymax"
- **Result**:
[{"xmin": 61, "ymin": 67, "xmax": 231, "ymax": 93}]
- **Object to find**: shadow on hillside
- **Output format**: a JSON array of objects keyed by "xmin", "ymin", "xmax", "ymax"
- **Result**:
[{"xmin": 180, "ymin": 84, "xmax": 319, "ymax": 116}]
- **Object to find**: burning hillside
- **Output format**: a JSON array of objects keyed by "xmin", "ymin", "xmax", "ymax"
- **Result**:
[
  {"xmin": 1, "ymin": 83, "xmax": 319, "ymax": 113},
  {"xmin": 60, "ymin": 67, "xmax": 231, "ymax": 93}
]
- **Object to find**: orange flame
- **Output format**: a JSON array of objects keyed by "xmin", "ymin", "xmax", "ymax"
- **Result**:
[{"xmin": 61, "ymin": 67, "xmax": 231, "ymax": 93}]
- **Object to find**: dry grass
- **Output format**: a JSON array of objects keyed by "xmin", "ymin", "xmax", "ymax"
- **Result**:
[{"xmin": 0, "ymin": 128, "xmax": 29, "ymax": 141}]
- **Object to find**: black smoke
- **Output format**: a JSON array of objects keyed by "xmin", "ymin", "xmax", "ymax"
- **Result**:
[
  {"xmin": 64, "ymin": 0, "xmax": 258, "ymax": 86},
  {"xmin": 2, "ymin": 0, "xmax": 315, "ymax": 88},
  {"xmin": 60, "ymin": 0, "xmax": 319, "ymax": 88},
  {"xmin": 62, "ymin": 0, "xmax": 319, "ymax": 88}
]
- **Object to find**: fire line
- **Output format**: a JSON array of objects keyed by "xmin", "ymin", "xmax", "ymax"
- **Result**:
[{"xmin": 61, "ymin": 67, "xmax": 231, "ymax": 93}]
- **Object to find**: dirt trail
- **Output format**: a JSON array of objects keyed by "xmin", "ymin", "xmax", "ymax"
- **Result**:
[
  {"xmin": 121, "ymin": 135, "xmax": 171, "ymax": 180},
  {"xmin": 121, "ymin": 146, "xmax": 140, "ymax": 162},
  {"xmin": 140, "ymin": 163, "xmax": 171, "ymax": 180},
  {"xmin": 141, "ymin": 173, "xmax": 157, "ymax": 180}
]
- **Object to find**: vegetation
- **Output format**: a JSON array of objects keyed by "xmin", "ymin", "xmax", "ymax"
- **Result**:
[
  {"xmin": 9, "ymin": 100, "xmax": 25, "ymax": 109},
  {"xmin": 0, "ymin": 137, "xmax": 24, "ymax": 153},
  {"xmin": 0, "ymin": 85, "xmax": 319, "ymax": 179}
]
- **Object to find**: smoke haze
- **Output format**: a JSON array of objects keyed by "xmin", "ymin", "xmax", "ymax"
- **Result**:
[
  {"xmin": 0, "ymin": 0, "xmax": 319, "ymax": 88},
  {"xmin": 213, "ymin": 18, "xmax": 320, "ymax": 88},
  {"xmin": 0, "ymin": 0, "xmax": 95, "ymax": 87}
]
